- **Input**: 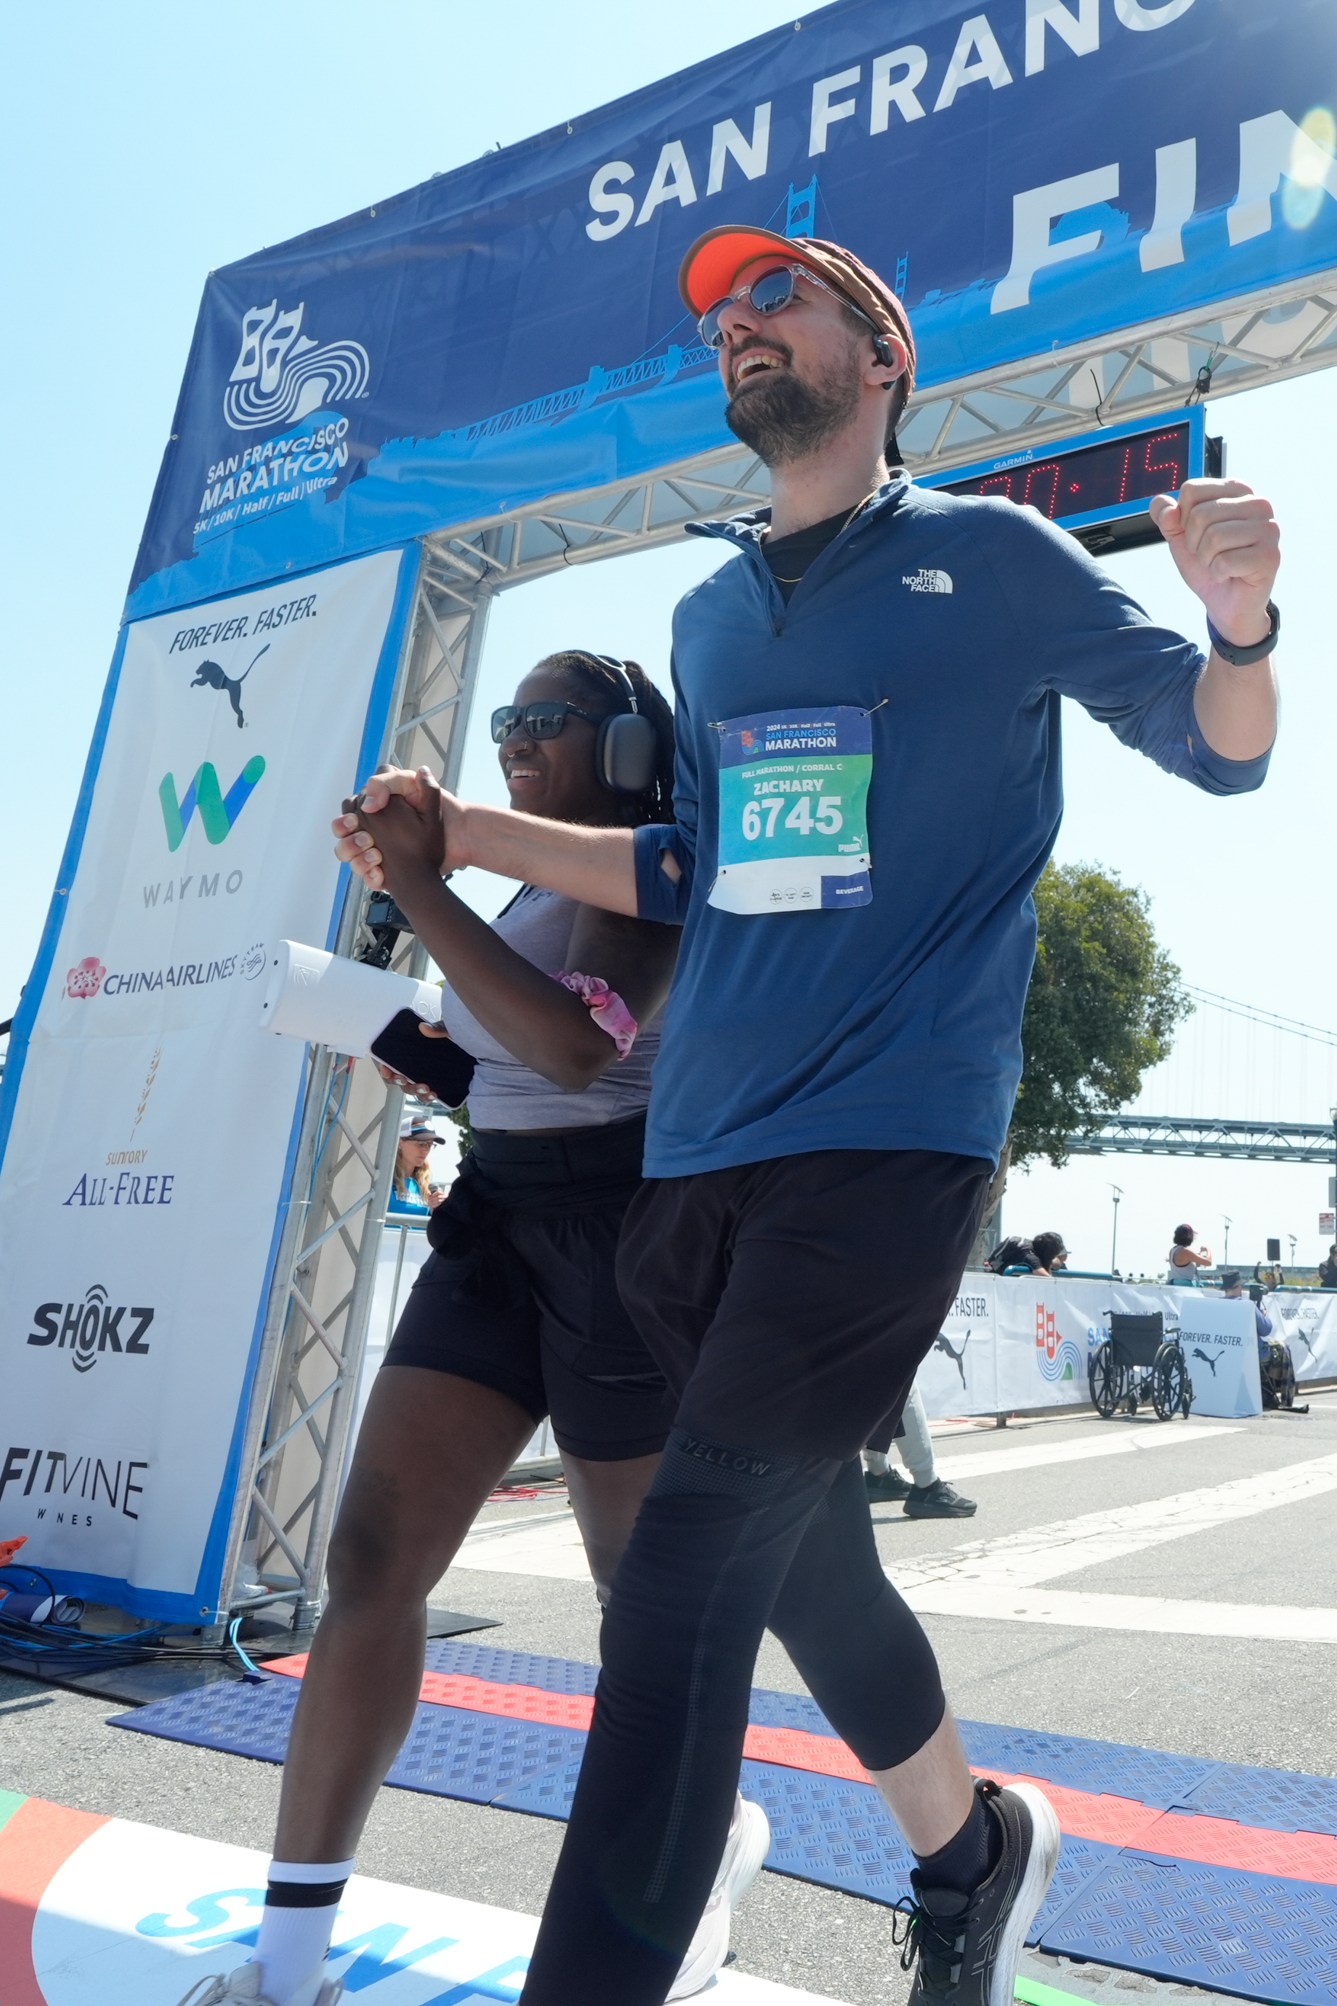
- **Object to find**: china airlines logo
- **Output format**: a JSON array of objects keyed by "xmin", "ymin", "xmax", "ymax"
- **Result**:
[
  {"xmin": 225, "ymin": 300, "xmax": 370, "ymax": 432},
  {"xmin": 67, "ymin": 957, "xmax": 106, "ymax": 1000}
]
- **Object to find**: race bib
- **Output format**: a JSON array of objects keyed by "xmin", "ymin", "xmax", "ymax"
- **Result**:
[{"xmin": 709, "ymin": 706, "xmax": 873, "ymax": 915}]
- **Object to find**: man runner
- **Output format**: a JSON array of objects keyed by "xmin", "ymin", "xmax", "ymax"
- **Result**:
[{"xmin": 337, "ymin": 225, "xmax": 1280, "ymax": 2004}]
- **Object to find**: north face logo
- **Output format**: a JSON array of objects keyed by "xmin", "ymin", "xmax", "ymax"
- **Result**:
[{"xmin": 903, "ymin": 568, "xmax": 953, "ymax": 594}]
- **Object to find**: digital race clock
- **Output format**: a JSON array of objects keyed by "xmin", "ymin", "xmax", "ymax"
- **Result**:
[{"xmin": 918, "ymin": 406, "xmax": 1223, "ymax": 555}]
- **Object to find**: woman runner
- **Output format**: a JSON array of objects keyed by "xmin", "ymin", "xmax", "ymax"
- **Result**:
[{"xmin": 183, "ymin": 652, "xmax": 768, "ymax": 2006}]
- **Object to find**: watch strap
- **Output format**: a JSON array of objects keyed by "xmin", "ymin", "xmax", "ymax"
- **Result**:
[{"xmin": 1206, "ymin": 600, "xmax": 1279, "ymax": 666}]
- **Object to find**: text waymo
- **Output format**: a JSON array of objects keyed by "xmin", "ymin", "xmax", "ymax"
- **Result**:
[{"xmin": 143, "ymin": 870, "xmax": 244, "ymax": 909}]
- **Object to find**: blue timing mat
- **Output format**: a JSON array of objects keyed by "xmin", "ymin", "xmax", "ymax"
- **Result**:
[{"xmin": 108, "ymin": 1637, "xmax": 1337, "ymax": 2004}]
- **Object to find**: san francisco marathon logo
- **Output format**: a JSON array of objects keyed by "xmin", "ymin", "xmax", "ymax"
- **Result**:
[{"xmin": 195, "ymin": 299, "xmax": 369, "ymax": 538}]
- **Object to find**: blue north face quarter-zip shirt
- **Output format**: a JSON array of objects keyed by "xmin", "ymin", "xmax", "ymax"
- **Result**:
[{"xmin": 633, "ymin": 476, "xmax": 1270, "ymax": 1179}]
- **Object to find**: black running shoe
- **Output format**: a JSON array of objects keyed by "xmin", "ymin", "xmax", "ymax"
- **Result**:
[
  {"xmin": 895, "ymin": 1779, "xmax": 1060, "ymax": 2004},
  {"xmin": 864, "ymin": 1467, "xmax": 912, "ymax": 1502},
  {"xmin": 903, "ymin": 1479, "xmax": 977, "ymax": 1518}
]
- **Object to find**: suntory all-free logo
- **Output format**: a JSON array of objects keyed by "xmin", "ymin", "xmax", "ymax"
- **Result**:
[{"xmin": 158, "ymin": 758, "xmax": 266, "ymax": 852}]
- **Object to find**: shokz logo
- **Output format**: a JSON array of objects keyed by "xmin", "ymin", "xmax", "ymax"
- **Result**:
[
  {"xmin": 225, "ymin": 300, "xmax": 370, "ymax": 431},
  {"xmin": 27, "ymin": 1286, "xmax": 154, "ymax": 1375},
  {"xmin": 1035, "ymin": 1304, "xmax": 1083, "ymax": 1384},
  {"xmin": 159, "ymin": 758, "xmax": 266, "ymax": 851},
  {"xmin": 902, "ymin": 568, "xmax": 954, "ymax": 594}
]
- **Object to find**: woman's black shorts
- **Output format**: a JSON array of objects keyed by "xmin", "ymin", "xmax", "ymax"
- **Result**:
[{"xmin": 384, "ymin": 1118, "xmax": 673, "ymax": 1463}]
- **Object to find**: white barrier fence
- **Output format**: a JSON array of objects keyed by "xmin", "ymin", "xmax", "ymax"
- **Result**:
[
  {"xmin": 918, "ymin": 1274, "xmax": 1337, "ymax": 1424},
  {"xmin": 355, "ymin": 1236, "xmax": 1337, "ymax": 1456}
]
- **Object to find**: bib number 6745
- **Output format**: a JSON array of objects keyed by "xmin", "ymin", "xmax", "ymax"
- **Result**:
[{"xmin": 742, "ymin": 796, "xmax": 844, "ymax": 840}]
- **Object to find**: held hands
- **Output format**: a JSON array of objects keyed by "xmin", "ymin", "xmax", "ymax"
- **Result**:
[
  {"xmin": 1149, "ymin": 479, "xmax": 1280, "ymax": 650},
  {"xmin": 331, "ymin": 764, "xmax": 458, "ymax": 892}
]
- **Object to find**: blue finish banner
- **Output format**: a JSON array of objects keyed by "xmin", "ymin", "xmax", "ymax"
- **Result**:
[{"xmin": 131, "ymin": 0, "xmax": 1337, "ymax": 617}]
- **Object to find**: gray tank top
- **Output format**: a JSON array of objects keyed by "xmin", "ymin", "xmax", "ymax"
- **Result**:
[{"xmin": 438, "ymin": 886, "xmax": 660, "ymax": 1132}]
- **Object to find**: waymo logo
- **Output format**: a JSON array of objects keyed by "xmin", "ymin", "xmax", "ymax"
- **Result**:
[
  {"xmin": 158, "ymin": 758, "xmax": 266, "ymax": 851},
  {"xmin": 225, "ymin": 299, "xmax": 370, "ymax": 431}
]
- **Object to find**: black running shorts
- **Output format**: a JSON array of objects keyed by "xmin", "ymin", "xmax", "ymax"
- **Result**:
[{"xmin": 384, "ymin": 1120, "xmax": 673, "ymax": 1462}]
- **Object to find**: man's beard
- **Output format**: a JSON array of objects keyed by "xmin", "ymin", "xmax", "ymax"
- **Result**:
[{"xmin": 724, "ymin": 353, "xmax": 862, "ymax": 466}]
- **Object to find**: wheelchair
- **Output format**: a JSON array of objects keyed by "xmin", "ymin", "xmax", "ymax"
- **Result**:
[{"xmin": 1088, "ymin": 1311, "xmax": 1193, "ymax": 1422}]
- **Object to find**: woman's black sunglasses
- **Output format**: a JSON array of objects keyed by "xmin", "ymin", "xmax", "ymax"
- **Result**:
[
  {"xmin": 697, "ymin": 263, "xmax": 864, "ymax": 350},
  {"xmin": 490, "ymin": 700, "xmax": 603, "ymax": 744}
]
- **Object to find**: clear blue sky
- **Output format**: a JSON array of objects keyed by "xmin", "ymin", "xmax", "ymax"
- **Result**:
[{"xmin": 4, "ymin": 3, "xmax": 1334, "ymax": 1277}]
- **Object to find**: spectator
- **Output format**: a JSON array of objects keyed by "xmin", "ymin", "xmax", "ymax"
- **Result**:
[
  {"xmin": 986, "ymin": 1230, "xmax": 1068, "ymax": 1277},
  {"xmin": 1319, "ymin": 1243, "xmax": 1337, "ymax": 1291},
  {"xmin": 863, "ymin": 1383, "xmax": 976, "ymax": 1517},
  {"xmin": 1167, "ymin": 1223, "xmax": 1211, "ymax": 1284},
  {"xmin": 1223, "ymin": 1270, "xmax": 1302, "ymax": 1410},
  {"xmin": 388, "ymin": 1117, "xmax": 446, "ymax": 1216},
  {"xmin": 1219, "ymin": 1269, "xmax": 1273, "ymax": 1352}
]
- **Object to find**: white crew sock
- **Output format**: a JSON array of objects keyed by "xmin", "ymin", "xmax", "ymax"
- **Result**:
[
  {"xmin": 253, "ymin": 1858, "xmax": 355, "ymax": 2004},
  {"xmin": 863, "ymin": 1449, "xmax": 890, "ymax": 1475}
]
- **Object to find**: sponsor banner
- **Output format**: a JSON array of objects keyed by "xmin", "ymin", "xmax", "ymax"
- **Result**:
[
  {"xmin": 1266, "ymin": 1289, "xmax": 1337, "ymax": 1384},
  {"xmin": 0, "ymin": 550, "xmax": 411, "ymax": 1619},
  {"xmin": 2, "ymin": 1794, "xmax": 844, "ymax": 2006},
  {"xmin": 917, "ymin": 1274, "xmax": 1293, "ymax": 1419},
  {"xmin": 916, "ymin": 1278, "xmax": 999, "ymax": 1418},
  {"xmin": 128, "ymin": 0, "xmax": 1337, "ymax": 616}
]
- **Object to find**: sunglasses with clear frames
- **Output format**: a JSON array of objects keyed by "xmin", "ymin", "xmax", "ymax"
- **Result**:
[
  {"xmin": 490, "ymin": 700, "xmax": 604, "ymax": 744},
  {"xmin": 697, "ymin": 264, "xmax": 879, "ymax": 351}
]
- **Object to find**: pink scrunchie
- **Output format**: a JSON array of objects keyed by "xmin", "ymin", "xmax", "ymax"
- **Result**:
[{"xmin": 556, "ymin": 970, "xmax": 638, "ymax": 1059}]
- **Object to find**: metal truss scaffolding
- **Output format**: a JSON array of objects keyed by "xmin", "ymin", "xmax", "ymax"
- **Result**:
[
  {"xmin": 221, "ymin": 271, "xmax": 1337, "ymax": 1623},
  {"xmin": 1068, "ymin": 1115, "xmax": 1337, "ymax": 1164}
]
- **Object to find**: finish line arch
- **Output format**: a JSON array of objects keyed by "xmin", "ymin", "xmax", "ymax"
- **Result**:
[{"xmin": 2, "ymin": 0, "xmax": 1336, "ymax": 1625}]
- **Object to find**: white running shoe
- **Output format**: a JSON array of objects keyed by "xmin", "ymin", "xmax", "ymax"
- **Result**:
[
  {"xmin": 175, "ymin": 1965, "xmax": 343, "ymax": 2006},
  {"xmin": 668, "ymin": 1796, "xmax": 771, "ymax": 1999}
]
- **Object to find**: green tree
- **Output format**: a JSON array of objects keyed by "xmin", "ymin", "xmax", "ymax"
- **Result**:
[{"xmin": 978, "ymin": 861, "xmax": 1191, "ymax": 1249}]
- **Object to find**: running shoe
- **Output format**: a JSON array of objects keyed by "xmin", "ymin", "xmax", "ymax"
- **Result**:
[
  {"xmin": 175, "ymin": 1966, "xmax": 342, "ymax": 2006},
  {"xmin": 668, "ymin": 1796, "xmax": 771, "ymax": 1999},
  {"xmin": 864, "ymin": 1467, "xmax": 913, "ymax": 1502},
  {"xmin": 895, "ymin": 1779, "xmax": 1060, "ymax": 2003},
  {"xmin": 903, "ymin": 1479, "xmax": 976, "ymax": 1518}
]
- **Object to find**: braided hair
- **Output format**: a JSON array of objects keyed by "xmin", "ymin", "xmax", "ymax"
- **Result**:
[{"xmin": 537, "ymin": 650, "xmax": 677, "ymax": 826}]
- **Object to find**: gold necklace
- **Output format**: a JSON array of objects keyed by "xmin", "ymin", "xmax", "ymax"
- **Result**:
[{"xmin": 765, "ymin": 493, "xmax": 875, "ymax": 584}]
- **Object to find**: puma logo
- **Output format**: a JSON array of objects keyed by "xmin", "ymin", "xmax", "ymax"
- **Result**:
[
  {"xmin": 1191, "ymin": 1346, "xmax": 1224, "ymax": 1376},
  {"xmin": 190, "ymin": 643, "xmax": 269, "ymax": 728},
  {"xmin": 934, "ymin": 1329, "xmax": 970, "ymax": 1389}
]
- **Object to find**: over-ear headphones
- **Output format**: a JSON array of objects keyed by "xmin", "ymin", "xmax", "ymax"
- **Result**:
[{"xmin": 586, "ymin": 654, "xmax": 659, "ymax": 796}]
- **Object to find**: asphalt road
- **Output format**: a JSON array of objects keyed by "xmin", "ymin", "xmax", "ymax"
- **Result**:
[{"xmin": 5, "ymin": 1393, "xmax": 1335, "ymax": 2006}]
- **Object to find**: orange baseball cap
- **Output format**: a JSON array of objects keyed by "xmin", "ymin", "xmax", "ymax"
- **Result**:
[{"xmin": 679, "ymin": 224, "xmax": 916, "ymax": 388}]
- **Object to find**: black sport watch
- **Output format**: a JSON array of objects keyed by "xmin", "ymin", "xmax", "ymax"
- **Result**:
[{"xmin": 1206, "ymin": 600, "xmax": 1279, "ymax": 666}]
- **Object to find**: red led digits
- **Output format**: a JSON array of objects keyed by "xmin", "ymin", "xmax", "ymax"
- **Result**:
[
  {"xmin": 943, "ymin": 420, "xmax": 1195, "ymax": 531},
  {"xmin": 1142, "ymin": 431, "xmax": 1188, "ymax": 491},
  {"xmin": 1020, "ymin": 462, "xmax": 1061, "ymax": 518}
]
